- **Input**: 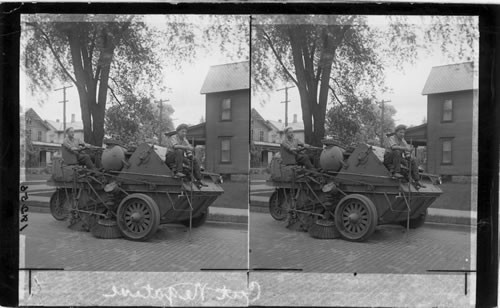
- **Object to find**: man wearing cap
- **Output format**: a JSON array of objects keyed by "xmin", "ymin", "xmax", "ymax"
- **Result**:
[
  {"xmin": 384, "ymin": 124, "xmax": 424, "ymax": 188},
  {"xmin": 280, "ymin": 126, "xmax": 314, "ymax": 169},
  {"xmin": 62, "ymin": 127, "xmax": 95, "ymax": 169},
  {"xmin": 165, "ymin": 124, "xmax": 204, "ymax": 185}
]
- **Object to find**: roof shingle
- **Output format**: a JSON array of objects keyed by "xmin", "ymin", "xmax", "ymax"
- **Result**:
[
  {"xmin": 200, "ymin": 61, "xmax": 249, "ymax": 94},
  {"xmin": 422, "ymin": 62, "xmax": 476, "ymax": 95}
]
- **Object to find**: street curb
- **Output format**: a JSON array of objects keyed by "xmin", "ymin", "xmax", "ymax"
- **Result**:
[
  {"xmin": 250, "ymin": 200, "xmax": 474, "ymax": 226},
  {"xmin": 25, "ymin": 201, "xmax": 248, "ymax": 225}
]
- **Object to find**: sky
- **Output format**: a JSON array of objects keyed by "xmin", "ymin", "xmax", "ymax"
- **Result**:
[{"xmin": 21, "ymin": 15, "xmax": 249, "ymax": 129}]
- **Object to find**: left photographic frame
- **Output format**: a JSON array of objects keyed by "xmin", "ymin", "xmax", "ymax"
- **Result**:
[{"xmin": 19, "ymin": 13, "xmax": 252, "ymax": 306}]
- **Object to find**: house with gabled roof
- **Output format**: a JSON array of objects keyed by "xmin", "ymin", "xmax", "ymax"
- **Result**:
[
  {"xmin": 251, "ymin": 108, "xmax": 279, "ymax": 167},
  {"xmin": 200, "ymin": 61, "xmax": 249, "ymax": 179},
  {"xmin": 25, "ymin": 108, "xmax": 61, "ymax": 168},
  {"xmin": 406, "ymin": 61, "xmax": 477, "ymax": 179}
]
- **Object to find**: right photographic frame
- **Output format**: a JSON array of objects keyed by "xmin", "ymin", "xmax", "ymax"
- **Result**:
[{"xmin": 249, "ymin": 14, "xmax": 479, "ymax": 307}]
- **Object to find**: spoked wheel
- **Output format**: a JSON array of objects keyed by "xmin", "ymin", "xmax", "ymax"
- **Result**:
[
  {"xmin": 334, "ymin": 194, "xmax": 378, "ymax": 242},
  {"xmin": 49, "ymin": 189, "xmax": 71, "ymax": 221},
  {"xmin": 269, "ymin": 189, "xmax": 291, "ymax": 221},
  {"xmin": 117, "ymin": 193, "xmax": 160, "ymax": 241},
  {"xmin": 180, "ymin": 208, "xmax": 209, "ymax": 228}
]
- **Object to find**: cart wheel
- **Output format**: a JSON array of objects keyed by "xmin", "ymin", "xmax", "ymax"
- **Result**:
[
  {"xmin": 334, "ymin": 194, "xmax": 377, "ymax": 242},
  {"xmin": 180, "ymin": 208, "xmax": 209, "ymax": 228},
  {"xmin": 400, "ymin": 209, "xmax": 427, "ymax": 229},
  {"xmin": 117, "ymin": 193, "xmax": 160, "ymax": 241},
  {"xmin": 269, "ymin": 189, "xmax": 291, "ymax": 221},
  {"xmin": 49, "ymin": 190, "xmax": 70, "ymax": 221}
]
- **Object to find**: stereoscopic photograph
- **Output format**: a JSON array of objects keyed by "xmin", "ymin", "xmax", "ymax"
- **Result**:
[
  {"xmin": 14, "ymin": 9, "xmax": 485, "ymax": 308},
  {"xmin": 249, "ymin": 14, "xmax": 478, "ymax": 306},
  {"xmin": 19, "ymin": 12, "xmax": 249, "ymax": 282}
]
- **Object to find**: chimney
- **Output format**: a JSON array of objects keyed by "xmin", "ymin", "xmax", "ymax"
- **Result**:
[
  {"xmin": 56, "ymin": 119, "xmax": 59, "ymax": 123},
  {"xmin": 293, "ymin": 114, "xmax": 297, "ymax": 123},
  {"xmin": 278, "ymin": 119, "xmax": 282, "ymax": 123},
  {"xmin": 71, "ymin": 114, "xmax": 75, "ymax": 123}
]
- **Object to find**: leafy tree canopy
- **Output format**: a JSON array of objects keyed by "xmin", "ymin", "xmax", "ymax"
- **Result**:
[{"xmin": 105, "ymin": 94, "xmax": 175, "ymax": 147}]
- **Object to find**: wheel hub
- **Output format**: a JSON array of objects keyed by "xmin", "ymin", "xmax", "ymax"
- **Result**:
[
  {"xmin": 131, "ymin": 212, "xmax": 142, "ymax": 222},
  {"xmin": 348, "ymin": 212, "xmax": 360, "ymax": 224}
]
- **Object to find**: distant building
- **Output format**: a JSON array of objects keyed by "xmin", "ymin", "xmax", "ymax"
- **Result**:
[
  {"xmin": 46, "ymin": 113, "xmax": 85, "ymax": 144},
  {"xmin": 24, "ymin": 108, "xmax": 60, "ymax": 168},
  {"xmin": 251, "ymin": 109, "xmax": 305, "ymax": 167},
  {"xmin": 268, "ymin": 113, "xmax": 305, "ymax": 143},
  {"xmin": 407, "ymin": 62, "xmax": 476, "ymax": 179},
  {"xmin": 251, "ymin": 108, "xmax": 279, "ymax": 167},
  {"xmin": 200, "ymin": 61, "xmax": 249, "ymax": 178}
]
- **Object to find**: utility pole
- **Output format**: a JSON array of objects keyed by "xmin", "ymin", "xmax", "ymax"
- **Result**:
[
  {"xmin": 157, "ymin": 99, "xmax": 169, "ymax": 145},
  {"xmin": 55, "ymin": 85, "xmax": 73, "ymax": 138},
  {"xmin": 379, "ymin": 99, "xmax": 391, "ymax": 147},
  {"xmin": 277, "ymin": 85, "xmax": 295, "ymax": 127}
]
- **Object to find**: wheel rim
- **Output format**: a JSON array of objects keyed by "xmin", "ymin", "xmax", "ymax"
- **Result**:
[
  {"xmin": 335, "ymin": 196, "xmax": 376, "ymax": 240},
  {"xmin": 50, "ymin": 191, "xmax": 69, "ymax": 220},
  {"xmin": 269, "ymin": 190, "xmax": 289, "ymax": 221},
  {"xmin": 118, "ymin": 197, "xmax": 156, "ymax": 239}
]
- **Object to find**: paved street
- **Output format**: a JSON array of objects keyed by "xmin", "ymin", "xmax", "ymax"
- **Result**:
[
  {"xmin": 22, "ymin": 212, "xmax": 248, "ymax": 272},
  {"xmin": 250, "ymin": 212, "xmax": 473, "ymax": 274}
]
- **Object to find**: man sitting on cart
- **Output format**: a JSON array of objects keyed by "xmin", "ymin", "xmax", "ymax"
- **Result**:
[
  {"xmin": 165, "ymin": 124, "xmax": 206, "ymax": 186},
  {"xmin": 384, "ymin": 124, "xmax": 425, "ymax": 188},
  {"xmin": 62, "ymin": 127, "xmax": 96, "ymax": 169},
  {"xmin": 280, "ymin": 126, "xmax": 314, "ymax": 169}
]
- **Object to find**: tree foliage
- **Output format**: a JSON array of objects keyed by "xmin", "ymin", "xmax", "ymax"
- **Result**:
[
  {"xmin": 105, "ymin": 94, "xmax": 175, "ymax": 147},
  {"xmin": 325, "ymin": 99, "xmax": 396, "ymax": 146},
  {"xmin": 252, "ymin": 15, "xmax": 477, "ymax": 146}
]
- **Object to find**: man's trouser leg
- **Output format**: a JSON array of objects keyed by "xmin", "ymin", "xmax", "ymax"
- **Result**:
[
  {"xmin": 165, "ymin": 149, "xmax": 185, "ymax": 173},
  {"xmin": 77, "ymin": 153, "xmax": 95, "ymax": 169},
  {"xmin": 391, "ymin": 150, "xmax": 403, "ymax": 173},
  {"xmin": 410, "ymin": 158, "xmax": 420, "ymax": 181},
  {"xmin": 296, "ymin": 154, "xmax": 314, "ymax": 169}
]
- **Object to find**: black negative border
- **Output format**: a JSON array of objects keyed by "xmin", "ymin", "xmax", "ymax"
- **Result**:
[{"xmin": 0, "ymin": 2, "xmax": 498, "ymax": 307}]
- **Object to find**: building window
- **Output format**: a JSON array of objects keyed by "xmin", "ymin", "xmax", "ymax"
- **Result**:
[
  {"xmin": 27, "ymin": 129, "xmax": 32, "ymax": 140},
  {"xmin": 221, "ymin": 98, "xmax": 231, "ymax": 121},
  {"xmin": 37, "ymin": 131, "xmax": 42, "ymax": 141},
  {"xmin": 441, "ymin": 139, "xmax": 453, "ymax": 164},
  {"xmin": 259, "ymin": 130, "xmax": 264, "ymax": 141},
  {"xmin": 251, "ymin": 129, "xmax": 254, "ymax": 140},
  {"xmin": 220, "ymin": 138, "xmax": 231, "ymax": 163},
  {"xmin": 442, "ymin": 99, "xmax": 453, "ymax": 122}
]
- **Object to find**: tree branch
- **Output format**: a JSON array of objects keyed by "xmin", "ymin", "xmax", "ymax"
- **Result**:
[
  {"xmin": 108, "ymin": 85, "xmax": 122, "ymax": 106},
  {"xmin": 26, "ymin": 22, "xmax": 77, "ymax": 85},
  {"xmin": 261, "ymin": 29, "xmax": 298, "ymax": 85},
  {"xmin": 329, "ymin": 84, "xmax": 344, "ymax": 106}
]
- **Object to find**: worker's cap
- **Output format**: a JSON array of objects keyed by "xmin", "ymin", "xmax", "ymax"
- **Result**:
[
  {"xmin": 176, "ymin": 124, "xmax": 189, "ymax": 132},
  {"xmin": 394, "ymin": 124, "xmax": 407, "ymax": 132},
  {"xmin": 65, "ymin": 127, "xmax": 74, "ymax": 133},
  {"xmin": 283, "ymin": 126, "xmax": 294, "ymax": 133}
]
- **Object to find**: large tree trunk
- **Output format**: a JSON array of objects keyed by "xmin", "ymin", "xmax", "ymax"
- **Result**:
[
  {"xmin": 67, "ymin": 24, "xmax": 114, "ymax": 146},
  {"xmin": 288, "ymin": 26, "xmax": 338, "ymax": 146},
  {"xmin": 287, "ymin": 25, "xmax": 349, "ymax": 146}
]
